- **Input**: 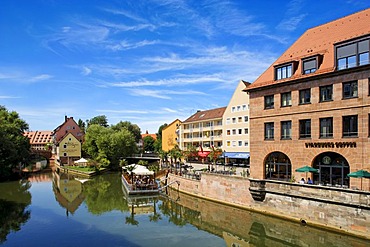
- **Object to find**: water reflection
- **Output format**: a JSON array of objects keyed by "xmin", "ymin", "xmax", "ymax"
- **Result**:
[
  {"xmin": 0, "ymin": 180, "xmax": 31, "ymax": 243},
  {"xmin": 1, "ymin": 172, "xmax": 369, "ymax": 247},
  {"xmin": 52, "ymin": 172, "xmax": 85, "ymax": 216}
]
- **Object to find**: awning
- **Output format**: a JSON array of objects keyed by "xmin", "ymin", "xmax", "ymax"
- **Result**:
[
  {"xmin": 198, "ymin": 151, "xmax": 210, "ymax": 158},
  {"xmin": 222, "ymin": 152, "xmax": 250, "ymax": 159}
]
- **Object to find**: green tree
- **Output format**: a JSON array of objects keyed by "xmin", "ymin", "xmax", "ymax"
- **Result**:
[
  {"xmin": 209, "ymin": 147, "xmax": 222, "ymax": 171},
  {"xmin": 82, "ymin": 124, "xmax": 137, "ymax": 169},
  {"xmin": 0, "ymin": 106, "xmax": 30, "ymax": 180},
  {"xmin": 111, "ymin": 121, "xmax": 141, "ymax": 142},
  {"xmin": 143, "ymin": 135, "xmax": 155, "ymax": 153},
  {"xmin": 87, "ymin": 115, "xmax": 109, "ymax": 128},
  {"xmin": 77, "ymin": 118, "xmax": 86, "ymax": 132}
]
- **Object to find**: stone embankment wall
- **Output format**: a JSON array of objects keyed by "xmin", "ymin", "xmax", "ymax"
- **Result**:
[{"xmin": 167, "ymin": 173, "xmax": 370, "ymax": 240}]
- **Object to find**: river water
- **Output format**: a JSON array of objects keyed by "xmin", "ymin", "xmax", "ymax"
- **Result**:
[{"xmin": 0, "ymin": 171, "xmax": 369, "ymax": 247}]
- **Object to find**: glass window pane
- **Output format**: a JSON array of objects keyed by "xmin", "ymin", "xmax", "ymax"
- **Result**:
[
  {"xmin": 337, "ymin": 43, "xmax": 356, "ymax": 58},
  {"xmin": 348, "ymin": 55, "xmax": 356, "ymax": 68},
  {"xmin": 359, "ymin": 40, "xmax": 369, "ymax": 53},
  {"xmin": 359, "ymin": 52, "xmax": 369, "ymax": 66}
]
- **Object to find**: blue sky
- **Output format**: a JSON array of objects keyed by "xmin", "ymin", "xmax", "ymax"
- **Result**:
[{"xmin": 1, "ymin": 0, "xmax": 369, "ymax": 134}]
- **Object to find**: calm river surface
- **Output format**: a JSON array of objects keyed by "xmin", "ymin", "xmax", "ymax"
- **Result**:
[{"xmin": 0, "ymin": 171, "xmax": 369, "ymax": 247}]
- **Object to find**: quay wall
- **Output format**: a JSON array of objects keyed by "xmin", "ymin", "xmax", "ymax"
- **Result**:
[
  {"xmin": 165, "ymin": 187, "xmax": 370, "ymax": 246},
  {"xmin": 167, "ymin": 173, "xmax": 370, "ymax": 240}
]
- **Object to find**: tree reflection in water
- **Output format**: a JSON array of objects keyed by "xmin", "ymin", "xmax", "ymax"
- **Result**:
[{"xmin": 0, "ymin": 180, "xmax": 31, "ymax": 243}]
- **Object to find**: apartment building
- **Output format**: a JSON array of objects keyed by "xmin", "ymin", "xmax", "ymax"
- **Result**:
[
  {"xmin": 222, "ymin": 80, "xmax": 251, "ymax": 165},
  {"xmin": 162, "ymin": 119, "xmax": 181, "ymax": 152},
  {"xmin": 179, "ymin": 107, "xmax": 226, "ymax": 158},
  {"xmin": 244, "ymin": 8, "xmax": 370, "ymax": 190}
]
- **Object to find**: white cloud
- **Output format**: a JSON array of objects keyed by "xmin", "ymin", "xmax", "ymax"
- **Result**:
[
  {"xmin": 0, "ymin": 95, "xmax": 20, "ymax": 99},
  {"xmin": 29, "ymin": 74, "xmax": 53, "ymax": 82},
  {"xmin": 81, "ymin": 66, "xmax": 92, "ymax": 76}
]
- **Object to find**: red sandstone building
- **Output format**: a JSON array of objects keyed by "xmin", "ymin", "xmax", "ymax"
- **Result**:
[{"xmin": 245, "ymin": 8, "xmax": 370, "ymax": 190}]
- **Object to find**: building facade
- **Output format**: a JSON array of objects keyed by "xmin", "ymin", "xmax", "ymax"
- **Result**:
[
  {"xmin": 222, "ymin": 80, "xmax": 251, "ymax": 164},
  {"xmin": 179, "ymin": 107, "xmax": 226, "ymax": 156},
  {"xmin": 162, "ymin": 119, "xmax": 181, "ymax": 151},
  {"xmin": 24, "ymin": 130, "xmax": 53, "ymax": 150},
  {"xmin": 245, "ymin": 8, "xmax": 370, "ymax": 190},
  {"xmin": 56, "ymin": 132, "xmax": 82, "ymax": 165}
]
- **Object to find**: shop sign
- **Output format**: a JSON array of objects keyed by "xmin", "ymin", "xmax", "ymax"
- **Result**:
[{"xmin": 305, "ymin": 142, "xmax": 356, "ymax": 148}]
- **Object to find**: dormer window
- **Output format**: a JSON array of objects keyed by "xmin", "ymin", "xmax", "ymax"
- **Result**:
[
  {"xmin": 303, "ymin": 58, "xmax": 317, "ymax": 74},
  {"xmin": 275, "ymin": 64, "xmax": 292, "ymax": 80},
  {"xmin": 336, "ymin": 37, "xmax": 369, "ymax": 70},
  {"xmin": 274, "ymin": 61, "xmax": 298, "ymax": 81}
]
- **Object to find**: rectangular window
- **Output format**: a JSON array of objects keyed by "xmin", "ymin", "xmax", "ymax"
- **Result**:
[
  {"xmin": 63, "ymin": 153, "xmax": 67, "ymax": 157},
  {"xmin": 276, "ymin": 64, "xmax": 293, "ymax": 80},
  {"xmin": 299, "ymin": 89, "xmax": 311, "ymax": 104},
  {"xmin": 232, "ymin": 129, "xmax": 236, "ymax": 135},
  {"xmin": 237, "ymin": 106, "xmax": 241, "ymax": 111},
  {"xmin": 264, "ymin": 95, "xmax": 274, "ymax": 109},
  {"xmin": 232, "ymin": 118, "xmax": 236, "ymax": 124},
  {"xmin": 244, "ymin": 128, "xmax": 249, "ymax": 134},
  {"xmin": 244, "ymin": 141, "xmax": 249, "ymax": 147},
  {"xmin": 343, "ymin": 81, "xmax": 358, "ymax": 99},
  {"xmin": 238, "ymin": 129, "xmax": 242, "ymax": 135},
  {"xmin": 343, "ymin": 115, "xmax": 358, "ymax": 137},
  {"xmin": 320, "ymin": 117, "xmax": 333, "ymax": 138},
  {"xmin": 281, "ymin": 121, "xmax": 292, "ymax": 139},
  {"xmin": 232, "ymin": 107, "xmax": 235, "ymax": 112},
  {"xmin": 238, "ymin": 117, "xmax": 242, "ymax": 123},
  {"xmin": 63, "ymin": 144, "xmax": 67, "ymax": 149},
  {"xmin": 299, "ymin": 119, "xmax": 311, "ymax": 139},
  {"xmin": 242, "ymin": 105, "xmax": 247, "ymax": 111},
  {"xmin": 226, "ymin": 118, "xmax": 230, "ymax": 125},
  {"xmin": 238, "ymin": 141, "xmax": 243, "ymax": 146},
  {"xmin": 281, "ymin": 92, "xmax": 292, "ymax": 107},
  {"xmin": 320, "ymin": 85, "xmax": 333, "ymax": 102},
  {"xmin": 303, "ymin": 58, "xmax": 317, "ymax": 74},
  {"xmin": 227, "ymin": 129, "xmax": 230, "ymax": 135},
  {"xmin": 244, "ymin": 116, "xmax": 249, "ymax": 122},
  {"xmin": 227, "ymin": 141, "xmax": 230, "ymax": 147},
  {"xmin": 264, "ymin": 122, "xmax": 274, "ymax": 140},
  {"xmin": 232, "ymin": 141, "xmax": 236, "ymax": 147}
]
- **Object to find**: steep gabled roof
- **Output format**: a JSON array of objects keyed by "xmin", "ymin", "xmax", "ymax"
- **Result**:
[
  {"xmin": 183, "ymin": 107, "xmax": 226, "ymax": 123},
  {"xmin": 245, "ymin": 8, "xmax": 370, "ymax": 91}
]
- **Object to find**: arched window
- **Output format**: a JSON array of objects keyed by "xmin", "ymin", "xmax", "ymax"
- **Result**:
[
  {"xmin": 265, "ymin": 152, "xmax": 291, "ymax": 181},
  {"xmin": 313, "ymin": 152, "xmax": 350, "ymax": 187}
]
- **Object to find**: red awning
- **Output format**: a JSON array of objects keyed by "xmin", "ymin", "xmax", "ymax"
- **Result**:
[{"xmin": 198, "ymin": 151, "xmax": 210, "ymax": 158}]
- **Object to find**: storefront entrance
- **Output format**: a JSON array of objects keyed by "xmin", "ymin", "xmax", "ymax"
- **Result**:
[
  {"xmin": 312, "ymin": 152, "xmax": 350, "ymax": 187},
  {"xmin": 265, "ymin": 152, "xmax": 291, "ymax": 181}
]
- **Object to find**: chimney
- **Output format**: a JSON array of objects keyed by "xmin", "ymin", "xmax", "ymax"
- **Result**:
[
  {"xmin": 146, "ymin": 130, "xmax": 149, "ymax": 134},
  {"xmin": 65, "ymin": 115, "xmax": 68, "ymax": 122}
]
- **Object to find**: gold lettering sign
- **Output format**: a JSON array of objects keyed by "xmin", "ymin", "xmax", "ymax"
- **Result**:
[{"xmin": 305, "ymin": 142, "xmax": 356, "ymax": 148}]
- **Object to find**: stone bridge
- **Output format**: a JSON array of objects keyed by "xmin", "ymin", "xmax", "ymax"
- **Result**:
[{"xmin": 31, "ymin": 149, "xmax": 52, "ymax": 159}]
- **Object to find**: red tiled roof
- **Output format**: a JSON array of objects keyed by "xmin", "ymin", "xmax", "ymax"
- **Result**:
[
  {"xmin": 183, "ymin": 107, "xmax": 226, "ymax": 123},
  {"xmin": 24, "ymin": 130, "xmax": 53, "ymax": 144},
  {"xmin": 142, "ymin": 133, "xmax": 157, "ymax": 140},
  {"xmin": 245, "ymin": 8, "xmax": 370, "ymax": 91}
]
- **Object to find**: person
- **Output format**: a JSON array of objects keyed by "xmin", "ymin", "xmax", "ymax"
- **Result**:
[
  {"xmin": 299, "ymin": 178, "xmax": 305, "ymax": 184},
  {"xmin": 307, "ymin": 177, "xmax": 313, "ymax": 184}
]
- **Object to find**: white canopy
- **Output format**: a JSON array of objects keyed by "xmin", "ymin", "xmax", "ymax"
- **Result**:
[
  {"xmin": 75, "ymin": 158, "xmax": 88, "ymax": 164},
  {"xmin": 124, "ymin": 164, "xmax": 154, "ymax": 176}
]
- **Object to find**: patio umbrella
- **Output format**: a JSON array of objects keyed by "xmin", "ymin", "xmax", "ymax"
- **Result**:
[
  {"xmin": 295, "ymin": 165, "xmax": 318, "ymax": 180},
  {"xmin": 347, "ymin": 169, "xmax": 370, "ymax": 190}
]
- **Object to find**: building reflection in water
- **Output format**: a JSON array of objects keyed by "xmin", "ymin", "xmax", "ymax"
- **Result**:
[
  {"xmin": 161, "ymin": 188, "xmax": 370, "ymax": 247},
  {"xmin": 52, "ymin": 172, "xmax": 85, "ymax": 217}
]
